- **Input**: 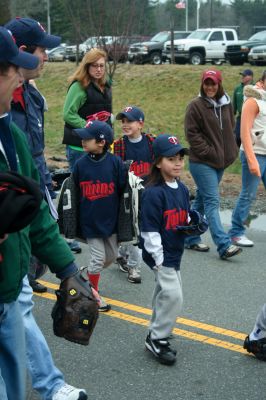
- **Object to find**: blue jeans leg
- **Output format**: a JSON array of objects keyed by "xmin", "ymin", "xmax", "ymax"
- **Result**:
[
  {"xmin": 66, "ymin": 146, "xmax": 85, "ymax": 173},
  {"xmin": 186, "ymin": 162, "xmax": 232, "ymax": 256},
  {"xmin": 18, "ymin": 276, "xmax": 64, "ymax": 399},
  {"xmin": 229, "ymin": 151, "xmax": 266, "ymax": 238},
  {"xmin": 0, "ymin": 300, "xmax": 26, "ymax": 400}
]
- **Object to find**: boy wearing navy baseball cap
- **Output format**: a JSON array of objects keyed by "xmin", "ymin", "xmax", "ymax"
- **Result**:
[
  {"xmin": 73, "ymin": 120, "xmax": 126, "ymax": 311},
  {"xmin": 114, "ymin": 106, "xmax": 155, "ymax": 284}
]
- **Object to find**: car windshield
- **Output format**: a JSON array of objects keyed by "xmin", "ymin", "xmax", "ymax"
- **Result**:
[
  {"xmin": 150, "ymin": 32, "xmax": 169, "ymax": 42},
  {"xmin": 249, "ymin": 31, "xmax": 266, "ymax": 41},
  {"xmin": 187, "ymin": 30, "xmax": 210, "ymax": 40}
]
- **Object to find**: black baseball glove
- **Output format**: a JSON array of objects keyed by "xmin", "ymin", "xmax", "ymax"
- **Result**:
[
  {"xmin": 51, "ymin": 268, "xmax": 99, "ymax": 345},
  {"xmin": 176, "ymin": 210, "xmax": 208, "ymax": 236}
]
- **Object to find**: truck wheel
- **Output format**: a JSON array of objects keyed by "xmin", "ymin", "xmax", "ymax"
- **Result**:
[
  {"xmin": 212, "ymin": 60, "xmax": 223, "ymax": 65},
  {"xmin": 189, "ymin": 52, "xmax": 204, "ymax": 65},
  {"xmin": 151, "ymin": 52, "xmax": 162, "ymax": 65}
]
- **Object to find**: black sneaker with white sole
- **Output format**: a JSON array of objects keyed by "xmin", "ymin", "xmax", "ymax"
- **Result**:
[
  {"xmin": 145, "ymin": 333, "xmax": 176, "ymax": 365},
  {"xmin": 116, "ymin": 257, "xmax": 129, "ymax": 273}
]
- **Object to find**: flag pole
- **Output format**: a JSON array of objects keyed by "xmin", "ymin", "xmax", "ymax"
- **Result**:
[
  {"xmin": 185, "ymin": 0, "xmax": 188, "ymax": 31},
  {"xmin": 196, "ymin": 0, "xmax": 200, "ymax": 29}
]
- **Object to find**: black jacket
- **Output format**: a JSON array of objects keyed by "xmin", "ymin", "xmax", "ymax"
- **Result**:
[{"xmin": 63, "ymin": 81, "xmax": 112, "ymax": 147}]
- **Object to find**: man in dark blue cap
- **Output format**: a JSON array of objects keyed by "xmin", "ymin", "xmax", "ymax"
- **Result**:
[
  {"xmin": 3, "ymin": 18, "xmax": 88, "ymax": 400},
  {"xmin": 0, "ymin": 25, "xmax": 88, "ymax": 400},
  {"xmin": 232, "ymin": 68, "xmax": 254, "ymax": 147}
]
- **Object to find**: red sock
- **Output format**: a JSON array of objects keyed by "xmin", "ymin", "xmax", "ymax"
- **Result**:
[{"xmin": 88, "ymin": 273, "xmax": 100, "ymax": 292}]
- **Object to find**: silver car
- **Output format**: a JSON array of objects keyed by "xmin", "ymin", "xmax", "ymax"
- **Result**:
[{"xmin": 248, "ymin": 44, "xmax": 266, "ymax": 66}]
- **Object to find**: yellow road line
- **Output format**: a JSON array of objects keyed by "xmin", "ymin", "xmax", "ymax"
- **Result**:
[
  {"xmin": 35, "ymin": 291, "xmax": 248, "ymax": 355},
  {"xmin": 39, "ymin": 279, "xmax": 246, "ymax": 340}
]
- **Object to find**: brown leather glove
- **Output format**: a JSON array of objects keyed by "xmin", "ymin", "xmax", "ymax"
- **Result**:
[{"xmin": 51, "ymin": 268, "xmax": 99, "ymax": 345}]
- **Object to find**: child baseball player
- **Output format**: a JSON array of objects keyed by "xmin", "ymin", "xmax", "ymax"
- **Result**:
[
  {"xmin": 73, "ymin": 120, "xmax": 126, "ymax": 311},
  {"xmin": 140, "ymin": 134, "xmax": 207, "ymax": 365},
  {"xmin": 114, "ymin": 106, "xmax": 155, "ymax": 284}
]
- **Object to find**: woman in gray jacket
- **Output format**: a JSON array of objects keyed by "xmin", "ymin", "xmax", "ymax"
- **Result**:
[{"xmin": 184, "ymin": 69, "xmax": 241, "ymax": 260}]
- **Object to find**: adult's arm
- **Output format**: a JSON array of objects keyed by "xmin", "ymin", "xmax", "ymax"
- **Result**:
[
  {"xmin": 63, "ymin": 81, "xmax": 87, "ymax": 128},
  {"xmin": 240, "ymin": 98, "xmax": 261, "ymax": 177}
]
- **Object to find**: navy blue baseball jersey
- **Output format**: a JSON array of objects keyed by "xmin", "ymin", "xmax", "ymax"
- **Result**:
[
  {"xmin": 124, "ymin": 135, "xmax": 153, "ymax": 178},
  {"xmin": 73, "ymin": 152, "xmax": 126, "ymax": 239},
  {"xmin": 140, "ymin": 181, "xmax": 190, "ymax": 270}
]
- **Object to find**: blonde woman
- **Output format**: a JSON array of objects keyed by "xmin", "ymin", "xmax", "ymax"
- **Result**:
[
  {"xmin": 63, "ymin": 48, "xmax": 112, "ymax": 171},
  {"xmin": 63, "ymin": 48, "xmax": 112, "ymax": 253}
]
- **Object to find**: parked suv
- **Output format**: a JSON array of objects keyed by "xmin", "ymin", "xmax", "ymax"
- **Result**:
[
  {"xmin": 65, "ymin": 36, "xmax": 114, "ymax": 62},
  {"xmin": 163, "ymin": 28, "xmax": 238, "ymax": 65},
  {"xmin": 105, "ymin": 35, "xmax": 151, "ymax": 62},
  {"xmin": 248, "ymin": 44, "xmax": 266, "ymax": 66},
  {"xmin": 225, "ymin": 30, "xmax": 266, "ymax": 65},
  {"xmin": 128, "ymin": 31, "xmax": 191, "ymax": 65}
]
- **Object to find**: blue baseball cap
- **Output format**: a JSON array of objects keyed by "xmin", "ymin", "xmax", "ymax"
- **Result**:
[
  {"xmin": 74, "ymin": 120, "xmax": 114, "ymax": 145},
  {"xmin": 116, "ymin": 106, "xmax": 144, "ymax": 122},
  {"xmin": 0, "ymin": 27, "xmax": 39, "ymax": 69},
  {"xmin": 240, "ymin": 69, "xmax": 253, "ymax": 77},
  {"xmin": 5, "ymin": 18, "xmax": 61, "ymax": 49},
  {"xmin": 153, "ymin": 134, "xmax": 188, "ymax": 157}
]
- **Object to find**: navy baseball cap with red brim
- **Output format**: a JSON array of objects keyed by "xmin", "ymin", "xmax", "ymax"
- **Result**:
[
  {"xmin": 5, "ymin": 18, "xmax": 61, "ymax": 49},
  {"xmin": 0, "ymin": 26, "xmax": 39, "ymax": 69}
]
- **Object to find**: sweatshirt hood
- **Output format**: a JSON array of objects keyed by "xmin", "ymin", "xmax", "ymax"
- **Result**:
[{"xmin": 199, "ymin": 93, "xmax": 231, "ymax": 130}]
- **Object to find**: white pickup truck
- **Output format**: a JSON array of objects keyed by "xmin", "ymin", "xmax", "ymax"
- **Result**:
[{"xmin": 162, "ymin": 28, "xmax": 239, "ymax": 65}]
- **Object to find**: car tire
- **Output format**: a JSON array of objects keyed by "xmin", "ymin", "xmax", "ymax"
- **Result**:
[
  {"xmin": 189, "ymin": 52, "xmax": 205, "ymax": 65},
  {"xmin": 150, "ymin": 52, "xmax": 162, "ymax": 65},
  {"xmin": 211, "ymin": 60, "xmax": 223, "ymax": 65}
]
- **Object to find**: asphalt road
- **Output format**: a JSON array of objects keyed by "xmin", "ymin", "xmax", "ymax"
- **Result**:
[{"xmin": 27, "ymin": 226, "xmax": 266, "ymax": 400}]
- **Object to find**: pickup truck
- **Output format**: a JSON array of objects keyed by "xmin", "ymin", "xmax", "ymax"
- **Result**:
[
  {"xmin": 127, "ymin": 31, "xmax": 191, "ymax": 65},
  {"xmin": 225, "ymin": 30, "xmax": 266, "ymax": 65},
  {"xmin": 163, "ymin": 28, "xmax": 239, "ymax": 65}
]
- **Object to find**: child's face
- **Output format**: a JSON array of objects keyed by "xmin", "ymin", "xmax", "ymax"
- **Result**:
[
  {"xmin": 81, "ymin": 138, "xmax": 105, "ymax": 154},
  {"xmin": 156, "ymin": 153, "xmax": 185, "ymax": 182},
  {"xmin": 121, "ymin": 117, "xmax": 143, "ymax": 138}
]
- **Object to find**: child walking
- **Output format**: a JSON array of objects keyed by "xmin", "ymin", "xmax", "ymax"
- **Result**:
[
  {"xmin": 114, "ymin": 106, "xmax": 155, "ymax": 284},
  {"xmin": 73, "ymin": 120, "xmax": 126, "ymax": 311},
  {"xmin": 140, "ymin": 134, "xmax": 207, "ymax": 365}
]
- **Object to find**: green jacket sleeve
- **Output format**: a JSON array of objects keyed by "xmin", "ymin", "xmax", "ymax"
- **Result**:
[{"xmin": 63, "ymin": 81, "xmax": 87, "ymax": 128}]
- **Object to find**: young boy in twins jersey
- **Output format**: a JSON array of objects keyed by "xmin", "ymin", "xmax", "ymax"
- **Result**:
[
  {"xmin": 113, "ymin": 106, "xmax": 155, "ymax": 284},
  {"xmin": 73, "ymin": 120, "xmax": 126, "ymax": 311}
]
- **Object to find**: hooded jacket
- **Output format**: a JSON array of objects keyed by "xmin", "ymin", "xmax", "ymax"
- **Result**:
[{"xmin": 185, "ymin": 94, "xmax": 238, "ymax": 169}]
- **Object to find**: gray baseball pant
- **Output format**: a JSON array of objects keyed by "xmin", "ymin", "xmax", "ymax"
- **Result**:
[{"xmin": 150, "ymin": 266, "xmax": 183, "ymax": 340}]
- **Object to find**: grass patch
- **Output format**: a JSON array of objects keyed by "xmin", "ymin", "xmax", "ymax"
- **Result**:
[{"xmin": 38, "ymin": 62, "xmax": 265, "ymax": 174}]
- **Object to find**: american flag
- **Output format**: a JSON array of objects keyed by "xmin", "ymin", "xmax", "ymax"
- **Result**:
[{"xmin": 176, "ymin": 1, "xmax": 186, "ymax": 9}]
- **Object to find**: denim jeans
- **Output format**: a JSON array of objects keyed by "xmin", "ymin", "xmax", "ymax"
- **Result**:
[
  {"xmin": 18, "ymin": 276, "xmax": 65, "ymax": 399},
  {"xmin": 66, "ymin": 145, "xmax": 85, "ymax": 172},
  {"xmin": 229, "ymin": 151, "xmax": 266, "ymax": 238},
  {"xmin": 185, "ymin": 161, "xmax": 232, "ymax": 256},
  {"xmin": 0, "ymin": 300, "xmax": 26, "ymax": 400}
]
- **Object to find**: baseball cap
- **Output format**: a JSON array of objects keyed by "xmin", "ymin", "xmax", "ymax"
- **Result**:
[
  {"xmin": 240, "ymin": 69, "xmax": 253, "ymax": 77},
  {"xmin": 116, "ymin": 106, "xmax": 144, "ymax": 122},
  {"xmin": 0, "ymin": 27, "xmax": 39, "ymax": 69},
  {"xmin": 153, "ymin": 134, "xmax": 189, "ymax": 158},
  {"xmin": 202, "ymin": 70, "xmax": 222, "ymax": 84},
  {"xmin": 5, "ymin": 17, "xmax": 61, "ymax": 49},
  {"xmin": 74, "ymin": 120, "xmax": 114, "ymax": 145}
]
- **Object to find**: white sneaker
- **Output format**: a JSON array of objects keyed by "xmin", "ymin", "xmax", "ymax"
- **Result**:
[
  {"xmin": 232, "ymin": 235, "xmax": 254, "ymax": 247},
  {"xmin": 52, "ymin": 383, "xmax": 87, "ymax": 400}
]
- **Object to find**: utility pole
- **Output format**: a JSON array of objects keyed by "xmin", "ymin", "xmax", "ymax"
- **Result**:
[{"xmin": 47, "ymin": 0, "xmax": 51, "ymax": 34}]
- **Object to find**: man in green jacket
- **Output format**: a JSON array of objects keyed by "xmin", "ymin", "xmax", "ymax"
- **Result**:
[
  {"xmin": 0, "ymin": 27, "xmax": 88, "ymax": 400},
  {"xmin": 232, "ymin": 69, "xmax": 253, "ymax": 147}
]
